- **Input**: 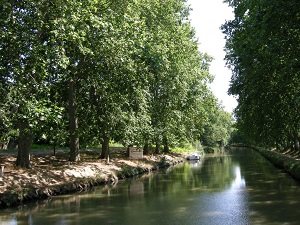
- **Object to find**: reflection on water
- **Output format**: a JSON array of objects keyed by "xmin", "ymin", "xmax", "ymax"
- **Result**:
[
  {"xmin": 1, "ymin": 148, "xmax": 300, "ymax": 225},
  {"xmin": 231, "ymin": 166, "xmax": 246, "ymax": 189}
]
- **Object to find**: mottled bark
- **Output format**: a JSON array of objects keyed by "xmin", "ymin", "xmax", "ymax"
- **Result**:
[
  {"xmin": 69, "ymin": 79, "xmax": 80, "ymax": 162},
  {"xmin": 155, "ymin": 142, "xmax": 160, "ymax": 154},
  {"xmin": 143, "ymin": 143, "xmax": 149, "ymax": 155},
  {"xmin": 16, "ymin": 121, "xmax": 32, "ymax": 168},
  {"xmin": 127, "ymin": 144, "xmax": 132, "ymax": 157},
  {"xmin": 100, "ymin": 133, "xmax": 109, "ymax": 159},
  {"xmin": 163, "ymin": 137, "xmax": 169, "ymax": 153}
]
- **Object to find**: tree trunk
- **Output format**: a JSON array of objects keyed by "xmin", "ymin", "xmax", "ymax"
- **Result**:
[
  {"xmin": 53, "ymin": 144, "xmax": 56, "ymax": 156},
  {"xmin": 163, "ymin": 137, "xmax": 169, "ymax": 153},
  {"xmin": 126, "ymin": 144, "xmax": 133, "ymax": 157},
  {"xmin": 16, "ymin": 120, "xmax": 32, "ymax": 168},
  {"xmin": 100, "ymin": 133, "xmax": 109, "ymax": 159},
  {"xmin": 295, "ymin": 139, "xmax": 299, "ymax": 151},
  {"xmin": 155, "ymin": 142, "xmax": 160, "ymax": 154},
  {"xmin": 143, "ymin": 143, "xmax": 149, "ymax": 155},
  {"xmin": 69, "ymin": 79, "xmax": 80, "ymax": 162}
]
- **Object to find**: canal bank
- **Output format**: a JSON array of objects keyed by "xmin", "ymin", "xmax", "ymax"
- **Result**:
[
  {"xmin": 2, "ymin": 148, "xmax": 300, "ymax": 225},
  {"xmin": 0, "ymin": 151, "xmax": 186, "ymax": 209},
  {"xmin": 251, "ymin": 146, "xmax": 300, "ymax": 180}
]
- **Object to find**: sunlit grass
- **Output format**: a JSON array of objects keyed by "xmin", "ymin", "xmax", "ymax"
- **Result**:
[
  {"xmin": 171, "ymin": 140, "xmax": 206, "ymax": 155},
  {"xmin": 171, "ymin": 146, "xmax": 195, "ymax": 153},
  {"xmin": 171, "ymin": 142, "xmax": 201, "ymax": 153},
  {"xmin": 31, "ymin": 144, "xmax": 69, "ymax": 151}
]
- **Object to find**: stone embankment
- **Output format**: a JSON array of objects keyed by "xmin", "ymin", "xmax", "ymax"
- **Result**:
[{"xmin": 0, "ymin": 152, "xmax": 186, "ymax": 209}]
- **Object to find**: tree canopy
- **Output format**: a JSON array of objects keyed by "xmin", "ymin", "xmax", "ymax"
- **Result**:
[
  {"xmin": 0, "ymin": 0, "xmax": 233, "ymax": 167},
  {"xmin": 222, "ymin": 0, "xmax": 300, "ymax": 149}
]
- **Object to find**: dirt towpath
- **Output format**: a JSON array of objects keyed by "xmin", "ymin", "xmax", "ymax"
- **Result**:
[{"xmin": 0, "ymin": 148, "xmax": 187, "ymax": 208}]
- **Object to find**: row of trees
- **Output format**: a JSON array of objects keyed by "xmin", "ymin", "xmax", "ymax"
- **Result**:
[
  {"xmin": 0, "ymin": 0, "xmax": 232, "ymax": 168},
  {"xmin": 222, "ymin": 0, "xmax": 300, "ymax": 149}
]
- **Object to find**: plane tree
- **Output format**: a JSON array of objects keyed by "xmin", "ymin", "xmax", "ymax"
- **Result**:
[
  {"xmin": 222, "ymin": 0, "xmax": 300, "ymax": 149},
  {"xmin": 0, "ymin": 1, "xmax": 67, "ymax": 167},
  {"xmin": 0, "ymin": 0, "xmax": 229, "ymax": 168},
  {"xmin": 138, "ymin": 0, "xmax": 215, "ymax": 153}
]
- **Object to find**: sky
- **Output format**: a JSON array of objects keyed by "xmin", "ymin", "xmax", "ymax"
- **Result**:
[{"xmin": 187, "ymin": 0, "xmax": 238, "ymax": 113}]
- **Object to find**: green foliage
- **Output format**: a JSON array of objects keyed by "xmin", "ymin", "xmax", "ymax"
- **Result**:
[
  {"xmin": 171, "ymin": 144, "xmax": 196, "ymax": 153},
  {"xmin": 200, "ymin": 105, "xmax": 234, "ymax": 147},
  {"xmin": 228, "ymin": 128, "xmax": 248, "ymax": 145},
  {"xmin": 31, "ymin": 144, "xmax": 52, "ymax": 150},
  {"xmin": 203, "ymin": 146, "xmax": 215, "ymax": 154},
  {"xmin": 222, "ymin": 0, "xmax": 300, "ymax": 148},
  {"xmin": 0, "ymin": 0, "xmax": 228, "ymax": 166},
  {"xmin": 171, "ymin": 141, "xmax": 204, "ymax": 154}
]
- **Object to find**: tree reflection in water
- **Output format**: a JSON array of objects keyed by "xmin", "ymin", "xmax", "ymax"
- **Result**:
[{"xmin": 2, "ymin": 149, "xmax": 300, "ymax": 225}]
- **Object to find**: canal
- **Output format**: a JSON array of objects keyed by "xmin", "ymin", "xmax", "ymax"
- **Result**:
[{"xmin": 1, "ymin": 147, "xmax": 300, "ymax": 225}]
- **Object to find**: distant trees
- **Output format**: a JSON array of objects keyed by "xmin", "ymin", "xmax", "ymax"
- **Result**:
[
  {"xmin": 222, "ymin": 0, "xmax": 300, "ymax": 149},
  {"xmin": 201, "ymin": 104, "xmax": 233, "ymax": 147},
  {"xmin": 1, "ymin": 0, "xmax": 233, "ymax": 168}
]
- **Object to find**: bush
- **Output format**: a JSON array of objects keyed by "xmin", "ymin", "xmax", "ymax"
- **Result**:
[{"xmin": 204, "ymin": 146, "xmax": 215, "ymax": 153}]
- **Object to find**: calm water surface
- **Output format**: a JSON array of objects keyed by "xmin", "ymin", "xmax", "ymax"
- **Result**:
[{"xmin": 1, "ymin": 148, "xmax": 300, "ymax": 225}]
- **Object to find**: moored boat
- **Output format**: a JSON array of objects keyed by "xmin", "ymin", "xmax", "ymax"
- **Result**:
[{"xmin": 188, "ymin": 153, "xmax": 200, "ymax": 160}]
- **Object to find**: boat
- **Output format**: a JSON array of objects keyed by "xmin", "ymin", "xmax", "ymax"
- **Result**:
[{"xmin": 188, "ymin": 152, "xmax": 200, "ymax": 160}]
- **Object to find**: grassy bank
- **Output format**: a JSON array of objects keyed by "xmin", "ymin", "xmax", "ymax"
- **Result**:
[{"xmin": 251, "ymin": 146, "xmax": 300, "ymax": 180}]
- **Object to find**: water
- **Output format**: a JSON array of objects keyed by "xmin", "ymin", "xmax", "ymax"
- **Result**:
[{"xmin": 1, "ymin": 148, "xmax": 300, "ymax": 225}]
